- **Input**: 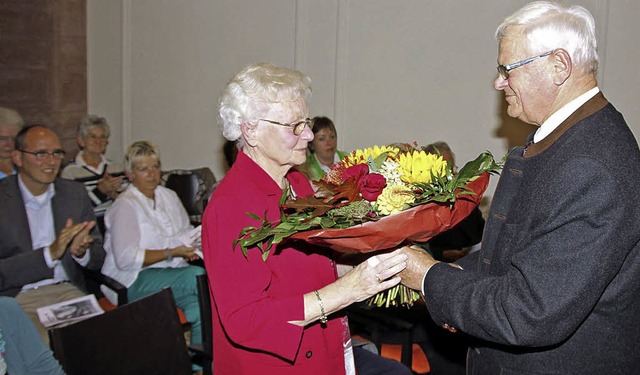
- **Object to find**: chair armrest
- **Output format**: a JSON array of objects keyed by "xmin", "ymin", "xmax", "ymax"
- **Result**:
[{"xmin": 83, "ymin": 268, "xmax": 129, "ymax": 305}]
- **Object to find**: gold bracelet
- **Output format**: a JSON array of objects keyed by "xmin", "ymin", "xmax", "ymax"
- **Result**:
[{"xmin": 314, "ymin": 290, "xmax": 328, "ymax": 324}]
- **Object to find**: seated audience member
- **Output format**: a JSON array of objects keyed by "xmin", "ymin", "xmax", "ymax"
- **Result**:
[
  {"xmin": 0, "ymin": 297, "xmax": 65, "ymax": 375},
  {"xmin": 0, "ymin": 125, "xmax": 105, "ymax": 343},
  {"xmin": 101, "ymin": 141, "xmax": 205, "ymax": 352},
  {"xmin": 421, "ymin": 141, "xmax": 484, "ymax": 262},
  {"xmin": 417, "ymin": 141, "xmax": 484, "ymax": 374},
  {"xmin": 298, "ymin": 116, "xmax": 347, "ymax": 183},
  {"xmin": 0, "ymin": 107, "xmax": 23, "ymax": 179},
  {"xmin": 387, "ymin": 142, "xmax": 415, "ymax": 153},
  {"xmin": 372, "ymin": 141, "xmax": 483, "ymax": 375},
  {"xmin": 61, "ymin": 115, "xmax": 126, "ymax": 211}
]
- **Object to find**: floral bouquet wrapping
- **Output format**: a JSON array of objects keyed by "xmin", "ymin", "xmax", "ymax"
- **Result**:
[{"xmin": 235, "ymin": 144, "xmax": 502, "ymax": 307}]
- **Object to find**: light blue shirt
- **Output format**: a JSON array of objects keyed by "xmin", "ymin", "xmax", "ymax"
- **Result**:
[{"xmin": 0, "ymin": 169, "xmax": 15, "ymax": 180}]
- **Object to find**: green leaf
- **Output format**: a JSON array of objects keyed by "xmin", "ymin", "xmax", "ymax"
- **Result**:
[
  {"xmin": 246, "ymin": 212, "xmax": 262, "ymax": 221},
  {"xmin": 369, "ymin": 151, "xmax": 389, "ymax": 171}
]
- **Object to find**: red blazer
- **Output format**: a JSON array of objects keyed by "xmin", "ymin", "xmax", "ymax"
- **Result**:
[{"xmin": 202, "ymin": 151, "xmax": 347, "ymax": 375}]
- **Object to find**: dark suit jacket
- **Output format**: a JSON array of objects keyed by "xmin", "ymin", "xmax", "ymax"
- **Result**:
[
  {"xmin": 423, "ymin": 93, "xmax": 640, "ymax": 374},
  {"xmin": 0, "ymin": 175, "xmax": 105, "ymax": 297}
]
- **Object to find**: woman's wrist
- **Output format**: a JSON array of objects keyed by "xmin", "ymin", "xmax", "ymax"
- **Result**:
[{"xmin": 314, "ymin": 290, "xmax": 328, "ymax": 324}]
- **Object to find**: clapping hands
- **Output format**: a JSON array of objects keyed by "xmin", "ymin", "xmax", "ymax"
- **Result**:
[
  {"xmin": 97, "ymin": 172, "xmax": 124, "ymax": 199},
  {"xmin": 50, "ymin": 218, "xmax": 96, "ymax": 259}
]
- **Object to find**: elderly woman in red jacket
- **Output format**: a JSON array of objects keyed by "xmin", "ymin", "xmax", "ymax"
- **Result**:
[{"xmin": 202, "ymin": 63, "xmax": 407, "ymax": 375}]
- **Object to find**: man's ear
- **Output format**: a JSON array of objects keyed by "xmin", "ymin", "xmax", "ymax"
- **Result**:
[
  {"xmin": 552, "ymin": 48, "xmax": 572, "ymax": 86},
  {"xmin": 241, "ymin": 121, "xmax": 259, "ymax": 147},
  {"xmin": 11, "ymin": 150, "xmax": 22, "ymax": 168},
  {"xmin": 77, "ymin": 135, "xmax": 86, "ymax": 149}
]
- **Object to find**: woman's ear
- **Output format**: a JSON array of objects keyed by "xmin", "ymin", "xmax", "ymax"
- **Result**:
[
  {"xmin": 77, "ymin": 135, "xmax": 86, "ymax": 149},
  {"xmin": 552, "ymin": 48, "xmax": 572, "ymax": 86},
  {"xmin": 241, "ymin": 121, "xmax": 259, "ymax": 147}
]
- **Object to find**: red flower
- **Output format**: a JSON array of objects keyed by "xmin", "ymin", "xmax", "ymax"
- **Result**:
[
  {"xmin": 342, "ymin": 164, "xmax": 387, "ymax": 202},
  {"xmin": 342, "ymin": 164, "xmax": 369, "ymax": 182},
  {"xmin": 360, "ymin": 173, "xmax": 386, "ymax": 201}
]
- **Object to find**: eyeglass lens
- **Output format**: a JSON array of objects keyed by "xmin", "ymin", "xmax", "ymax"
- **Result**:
[{"xmin": 20, "ymin": 149, "xmax": 66, "ymax": 160}]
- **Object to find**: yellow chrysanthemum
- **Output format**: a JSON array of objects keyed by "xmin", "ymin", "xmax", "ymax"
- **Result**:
[
  {"xmin": 398, "ymin": 150, "xmax": 447, "ymax": 184},
  {"xmin": 375, "ymin": 184, "xmax": 415, "ymax": 216},
  {"xmin": 343, "ymin": 145, "xmax": 400, "ymax": 168}
]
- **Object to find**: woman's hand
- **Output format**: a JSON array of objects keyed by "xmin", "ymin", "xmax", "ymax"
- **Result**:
[
  {"xmin": 171, "ymin": 245, "xmax": 197, "ymax": 260},
  {"xmin": 290, "ymin": 249, "xmax": 407, "ymax": 327},
  {"xmin": 97, "ymin": 173, "xmax": 123, "ymax": 199},
  {"xmin": 336, "ymin": 249, "xmax": 407, "ymax": 303}
]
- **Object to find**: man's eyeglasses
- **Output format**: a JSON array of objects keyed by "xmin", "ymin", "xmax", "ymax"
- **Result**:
[
  {"xmin": 19, "ymin": 149, "xmax": 66, "ymax": 160},
  {"xmin": 259, "ymin": 118, "xmax": 314, "ymax": 136},
  {"xmin": 497, "ymin": 50, "xmax": 554, "ymax": 79}
]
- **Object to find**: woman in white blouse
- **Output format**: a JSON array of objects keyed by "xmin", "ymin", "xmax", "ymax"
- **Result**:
[{"xmin": 101, "ymin": 141, "xmax": 205, "ymax": 350}]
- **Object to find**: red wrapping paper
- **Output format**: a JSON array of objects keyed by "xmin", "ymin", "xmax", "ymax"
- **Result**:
[{"xmin": 290, "ymin": 173, "xmax": 489, "ymax": 253}]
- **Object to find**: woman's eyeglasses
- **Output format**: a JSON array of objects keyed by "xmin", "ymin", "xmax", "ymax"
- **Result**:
[{"xmin": 259, "ymin": 118, "xmax": 314, "ymax": 136}]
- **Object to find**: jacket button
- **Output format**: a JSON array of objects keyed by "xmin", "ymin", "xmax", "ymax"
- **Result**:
[{"xmin": 305, "ymin": 351, "xmax": 313, "ymax": 358}]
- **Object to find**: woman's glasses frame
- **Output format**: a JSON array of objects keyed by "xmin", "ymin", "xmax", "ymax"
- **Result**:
[{"xmin": 259, "ymin": 118, "xmax": 314, "ymax": 136}]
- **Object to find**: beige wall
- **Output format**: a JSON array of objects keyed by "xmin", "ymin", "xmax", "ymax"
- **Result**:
[{"xmin": 88, "ymin": 0, "xmax": 640, "ymax": 197}]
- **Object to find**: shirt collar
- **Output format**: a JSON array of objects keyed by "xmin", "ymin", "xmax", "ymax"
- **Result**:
[
  {"xmin": 534, "ymin": 87, "xmax": 600, "ymax": 143},
  {"xmin": 75, "ymin": 151, "xmax": 108, "ymax": 174},
  {"xmin": 17, "ymin": 174, "xmax": 56, "ymax": 208},
  {"xmin": 233, "ymin": 149, "xmax": 286, "ymax": 197}
]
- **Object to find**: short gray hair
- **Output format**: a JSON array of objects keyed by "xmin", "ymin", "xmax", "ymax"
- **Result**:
[
  {"xmin": 0, "ymin": 107, "xmax": 24, "ymax": 128},
  {"xmin": 218, "ymin": 62, "xmax": 312, "ymax": 148},
  {"xmin": 124, "ymin": 140, "xmax": 160, "ymax": 173},
  {"xmin": 496, "ymin": 1, "xmax": 598, "ymax": 73},
  {"xmin": 77, "ymin": 115, "xmax": 111, "ymax": 139}
]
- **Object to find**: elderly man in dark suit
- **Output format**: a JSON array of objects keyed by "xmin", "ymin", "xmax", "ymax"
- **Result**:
[
  {"xmin": 399, "ymin": 2, "xmax": 640, "ymax": 374},
  {"xmin": 0, "ymin": 125, "xmax": 105, "ymax": 342}
]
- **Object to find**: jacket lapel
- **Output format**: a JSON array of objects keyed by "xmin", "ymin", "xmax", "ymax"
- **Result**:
[{"xmin": 525, "ymin": 92, "xmax": 608, "ymax": 158}]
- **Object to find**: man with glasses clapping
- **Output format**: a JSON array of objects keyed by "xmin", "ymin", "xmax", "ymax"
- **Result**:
[{"xmin": 0, "ymin": 125, "xmax": 105, "ymax": 344}]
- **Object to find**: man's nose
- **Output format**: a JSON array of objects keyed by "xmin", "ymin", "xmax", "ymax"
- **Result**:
[{"xmin": 494, "ymin": 74, "xmax": 508, "ymax": 90}]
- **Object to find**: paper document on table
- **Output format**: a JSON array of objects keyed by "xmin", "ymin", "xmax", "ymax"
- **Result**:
[{"xmin": 37, "ymin": 294, "xmax": 104, "ymax": 328}]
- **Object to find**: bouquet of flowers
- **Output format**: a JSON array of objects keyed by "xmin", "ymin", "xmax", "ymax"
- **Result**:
[{"xmin": 235, "ymin": 144, "xmax": 502, "ymax": 307}]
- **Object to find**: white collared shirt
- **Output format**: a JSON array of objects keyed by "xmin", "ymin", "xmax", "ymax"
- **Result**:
[
  {"xmin": 74, "ymin": 150, "xmax": 108, "ymax": 175},
  {"xmin": 101, "ymin": 184, "xmax": 193, "ymax": 304},
  {"xmin": 18, "ymin": 176, "xmax": 90, "ymax": 291},
  {"xmin": 534, "ymin": 87, "xmax": 600, "ymax": 143}
]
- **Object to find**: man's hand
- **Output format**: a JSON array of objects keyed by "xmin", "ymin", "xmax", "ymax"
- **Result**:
[
  {"xmin": 398, "ymin": 245, "xmax": 440, "ymax": 290},
  {"xmin": 49, "ymin": 219, "xmax": 96, "ymax": 260},
  {"xmin": 68, "ymin": 221, "xmax": 96, "ymax": 258}
]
